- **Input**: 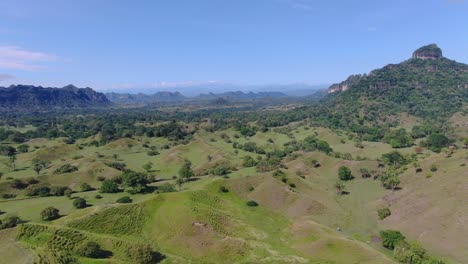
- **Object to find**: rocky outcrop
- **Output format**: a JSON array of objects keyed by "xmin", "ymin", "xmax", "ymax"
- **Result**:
[{"xmin": 412, "ymin": 44, "xmax": 443, "ymax": 60}]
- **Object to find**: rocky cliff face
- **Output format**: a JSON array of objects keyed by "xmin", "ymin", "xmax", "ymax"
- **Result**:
[{"xmin": 412, "ymin": 44, "xmax": 443, "ymax": 60}]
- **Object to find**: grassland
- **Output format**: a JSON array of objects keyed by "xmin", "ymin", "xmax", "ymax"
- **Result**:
[{"xmin": 0, "ymin": 119, "xmax": 466, "ymax": 263}]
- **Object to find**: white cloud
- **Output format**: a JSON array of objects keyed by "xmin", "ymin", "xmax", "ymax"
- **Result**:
[{"xmin": 0, "ymin": 46, "xmax": 57, "ymax": 71}]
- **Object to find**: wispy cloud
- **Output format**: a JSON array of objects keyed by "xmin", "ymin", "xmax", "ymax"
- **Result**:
[
  {"xmin": 0, "ymin": 46, "xmax": 57, "ymax": 71},
  {"xmin": 277, "ymin": 0, "xmax": 316, "ymax": 11},
  {"xmin": 0, "ymin": 73, "xmax": 15, "ymax": 82}
]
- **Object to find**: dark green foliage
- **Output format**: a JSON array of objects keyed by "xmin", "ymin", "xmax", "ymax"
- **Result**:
[
  {"xmin": 302, "ymin": 136, "xmax": 333, "ymax": 154},
  {"xmin": 383, "ymin": 128, "xmax": 414, "ymax": 148},
  {"xmin": 0, "ymin": 145, "xmax": 16, "ymax": 156},
  {"xmin": 100, "ymin": 180, "xmax": 120, "ymax": 193},
  {"xmin": 147, "ymin": 150, "xmax": 159, "ymax": 156},
  {"xmin": 17, "ymin": 144, "xmax": 29, "ymax": 153},
  {"xmin": 246, "ymin": 200, "xmax": 259, "ymax": 207},
  {"xmin": 179, "ymin": 160, "xmax": 194, "ymax": 180},
  {"xmin": 155, "ymin": 121, "xmax": 188, "ymax": 140},
  {"xmin": 26, "ymin": 185, "xmax": 51, "ymax": 197},
  {"xmin": 105, "ymin": 161, "xmax": 127, "ymax": 171},
  {"xmin": 116, "ymin": 196, "xmax": 132, "ymax": 203},
  {"xmin": 50, "ymin": 186, "xmax": 72, "ymax": 196},
  {"xmin": 158, "ymin": 183, "xmax": 176, "ymax": 193},
  {"xmin": 54, "ymin": 163, "xmax": 78, "ymax": 174},
  {"xmin": 122, "ymin": 170, "xmax": 149, "ymax": 193},
  {"xmin": 73, "ymin": 198, "xmax": 87, "ymax": 209},
  {"xmin": 219, "ymin": 186, "xmax": 229, "ymax": 193},
  {"xmin": 377, "ymin": 208, "xmax": 391, "ymax": 220},
  {"xmin": 242, "ymin": 155, "xmax": 258, "ymax": 167},
  {"xmin": 11, "ymin": 179, "xmax": 28, "ymax": 189},
  {"xmin": 95, "ymin": 194, "xmax": 103, "ymax": 199},
  {"xmin": 32, "ymin": 159, "xmax": 50, "ymax": 175},
  {"xmin": 256, "ymin": 157, "xmax": 281, "ymax": 172},
  {"xmin": 430, "ymin": 164, "xmax": 438, "ymax": 172},
  {"xmin": 41, "ymin": 207, "xmax": 60, "ymax": 221},
  {"xmin": 76, "ymin": 241, "xmax": 103, "ymax": 258},
  {"xmin": 381, "ymin": 151, "xmax": 409, "ymax": 167},
  {"xmin": 380, "ymin": 230, "xmax": 405, "ymax": 250},
  {"xmin": 80, "ymin": 182, "xmax": 92, "ymax": 192},
  {"xmin": 338, "ymin": 166, "xmax": 353, "ymax": 181},
  {"xmin": 0, "ymin": 215, "xmax": 21, "ymax": 229},
  {"xmin": 272, "ymin": 169, "xmax": 286, "ymax": 177},
  {"xmin": 425, "ymin": 133, "xmax": 449, "ymax": 152}
]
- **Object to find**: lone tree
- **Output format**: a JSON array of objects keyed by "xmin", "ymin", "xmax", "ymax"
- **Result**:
[
  {"xmin": 338, "ymin": 166, "xmax": 353, "ymax": 181},
  {"xmin": 179, "ymin": 159, "xmax": 194, "ymax": 181},
  {"xmin": 100, "ymin": 180, "xmax": 119, "ymax": 193},
  {"xmin": 32, "ymin": 159, "xmax": 50, "ymax": 175},
  {"xmin": 380, "ymin": 230, "xmax": 405, "ymax": 250},
  {"xmin": 73, "ymin": 198, "xmax": 87, "ymax": 209},
  {"xmin": 142, "ymin": 162, "xmax": 153, "ymax": 173},
  {"xmin": 335, "ymin": 181, "xmax": 346, "ymax": 195},
  {"xmin": 40, "ymin": 207, "xmax": 60, "ymax": 221},
  {"xmin": 175, "ymin": 176, "xmax": 184, "ymax": 191}
]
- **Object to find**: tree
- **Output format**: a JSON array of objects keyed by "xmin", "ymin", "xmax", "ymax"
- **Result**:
[
  {"xmin": 116, "ymin": 196, "xmax": 132, "ymax": 203},
  {"xmin": 381, "ymin": 151, "xmax": 408, "ymax": 167},
  {"xmin": 32, "ymin": 159, "xmax": 50, "ymax": 175},
  {"xmin": 335, "ymin": 181, "xmax": 346, "ymax": 195},
  {"xmin": 40, "ymin": 207, "xmax": 60, "ymax": 221},
  {"xmin": 17, "ymin": 144, "xmax": 29, "ymax": 153},
  {"xmin": 76, "ymin": 241, "xmax": 103, "ymax": 258},
  {"xmin": 242, "ymin": 155, "xmax": 258, "ymax": 167},
  {"xmin": 0, "ymin": 215, "xmax": 21, "ymax": 229},
  {"xmin": 121, "ymin": 170, "xmax": 149, "ymax": 193},
  {"xmin": 176, "ymin": 176, "xmax": 184, "ymax": 191},
  {"xmin": 359, "ymin": 168, "xmax": 371, "ymax": 178},
  {"xmin": 380, "ymin": 230, "xmax": 405, "ymax": 250},
  {"xmin": 377, "ymin": 208, "xmax": 391, "ymax": 220},
  {"xmin": 178, "ymin": 160, "xmax": 194, "ymax": 180},
  {"xmin": 426, "ymin": 133, "xmax": 449, "ymax": 152},
  {"xmin": 338, "ymin": 166, "xmax": 353, "ymax": 181},
  {"xmin": 80, "ymin": 182, "xmax": 92, "ymax": 192},
  {"xmin": 100, "ymin": 180, "xmax": 119, "ymax": 193},
  {"xmin": 5, "ymin": 155, "xmax": 16, "ymax": 172},
  {"xmin": 73, "ymin": 198, "xmax": 87, "ymax": 209},
  {"xmin": 142, "ymin": 162, "xmax": 153, "ymax": 173}
]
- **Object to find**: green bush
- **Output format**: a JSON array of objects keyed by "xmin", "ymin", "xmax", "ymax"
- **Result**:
[
  {"xmin": 73, "ymin": 198, "xmax": 87, "ymax": 209},
  {"xmin": 76, "ymin": 241, "xmax": 103, "ymax": 258},
  {"xmin": 54, "ymin": 164, "xmax": 78, "ymax": 174},
  {"xmin": 158, "ymin": 183, "xmax": 176, "ymax": 193},
  {"xmin": 377, "ymin": 208, "xmax": 391, "ymax": 220},
  {"xmin": 40, "ymin": 207, "xmax": 60, "ymax": 221},
  {"xmin": 80, "ymin": 182, "xmax": 92, "ymax": 192},
  {"xmin": 0, "ymin": 215, "xmax": 21, "ymax": 229},
  {"xmin": 219, "ymin": 186, "xmax": 229, "ymax": 193},
  {"xmin": 380, "ymin": 230, "xmax": 405, "ymax": 249},
  {"xmin": 430, "ymin": 164, "xmax": 438, "ymax": 172},
  {"xmin": 338, "ymin": 166, "xmax": 353, "ymax": 181},
  {"xmin": 100, "ymin": 180, "xmax": 120, "ymax": 193},
  {"xmin": 116, "ymin": 196, "xmax": 132, "ymax": 203},
  {"xmin": 246, "ymin": 200, "xmax": 259, "ymax": 207}
]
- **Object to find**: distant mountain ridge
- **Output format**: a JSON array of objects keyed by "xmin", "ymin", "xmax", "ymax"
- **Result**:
[
  {"xmin": 105, "ymin": 90, "xmax": 290, "ymax": 104},
  {"xmin": 105, "ymin": 91, "xmax": 185, "ymax": 104},
  {"xmin": 0, "ymin": 84, "xmax": 110, "ymax": 108}
]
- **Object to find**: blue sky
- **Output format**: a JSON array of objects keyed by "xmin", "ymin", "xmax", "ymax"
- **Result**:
[{"xmin": 0, "ymin": 0, "xmax": 467, "ymax": 92}]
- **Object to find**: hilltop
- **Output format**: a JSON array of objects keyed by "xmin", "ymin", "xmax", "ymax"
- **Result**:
[{"xmin": 0, "ymin": 85, "xmax": 110, "ymax": 109}]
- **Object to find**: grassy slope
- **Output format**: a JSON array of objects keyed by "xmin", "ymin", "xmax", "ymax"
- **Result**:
[{"xmin": 0, "ymin": 120, "xmax": 466, "ymax": 263}]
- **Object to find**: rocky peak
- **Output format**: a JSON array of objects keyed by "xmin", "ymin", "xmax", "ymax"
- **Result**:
[{"xmin": 412, "ymin": 44, "xmax": 443, "ymax": 60}]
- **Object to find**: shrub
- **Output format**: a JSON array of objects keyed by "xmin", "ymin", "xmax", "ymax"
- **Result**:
[
  {"xmin": 116, "ymin": 196, "xmax": 132, "ymax": 203},
  {"xmin": 100, "ymin": 180, "xmax": 119, "ymax": 193},
  {"xmin": 219, "ymin": 186, "xmax": 229, "ymax": 193},
  {"xmin": 377, "ymin": 208, "xmax": 391, "ymax": 220},
  {"xmin": 50, "ymin": 186, "xmax": 71, "ymax": 196},
  {"xmin": 26, "ymin": 185, "xmax": 51, "ymax": 197},
  {"xmin": 54, "ymin": 163, "xmax": 78, "ymax": 174},
  {"xmin": 338, "ymin": 166, "xmax": 353, "ymax": 181},
  {"xmin": 158, "ymin": 183, "xmax": 176, "ymax": 193},
  {"xmin": 80, "ymin": 182, "xmax": 92, "ymax": 192},
  {"xmin": 246, "ymin": 200, "xmax": 259, "ymax": 207},
  {"xmin": 147, "ymin": 150, "xmax": 159, "ymax": 156},
  {"xmin": 11, "ymin": 179, "xmax": 27, "ymax": 189},
  {"xmin": 1, "ymin": 193, "xmax": 16, "ymax": 199},
  {"xmin": 272, "ymin": 169, "xmax": 286, "ymax": 177},
  {"xmin": 0, "ymin": 215, "xmax": 21, "ymax": 229},
  {"xmin": 73, "ymin": 198, "xmax": 87, "ymax": 209},
  {"xmin": 248, "ymin": 186, "xmax": 255, "ymax": 192},
  {"xmin": 289, "ymin": 183, "xmax": 296, "ymax": 188},
  {"xmin": 380, "ymin": 230, "xmax": 405, "ymax": 250},
  {"xmin": 430, "ymin": 164, "xmax": 438, "ymax": 172},
  {"xmin": 76, "ymin": 241, "xmax": 103, "ymax": 258},
  {"xmin": 41, "ymin": 207, "xmax": 60, "ymax": 221},
  {"xmin": 96, "ymin": 176, "xmax": 106, "ymax": 181},
  {"xmin": 95, "ymin": 194, "xmax": 103, "ymax": 199}
]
